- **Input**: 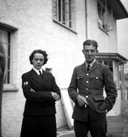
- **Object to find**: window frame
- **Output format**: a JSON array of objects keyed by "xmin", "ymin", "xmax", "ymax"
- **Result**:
[
  {"xmin": 0, "ymin": 25, "xmax": 18, "ymax": 92},
  {"xmin": 97, "ymin": 0, "xmax": 113, "ymax": 32},
  {"xmin": 52, "ymin": 0, "xmax": 76, "ymax": 31},
  {"xmin": 98, "ymin": 59, "xmax": 113, "ymax": 72},
  {"xmin": 0, "ymin": 29, "xmax": 11, "ymax": 84}
]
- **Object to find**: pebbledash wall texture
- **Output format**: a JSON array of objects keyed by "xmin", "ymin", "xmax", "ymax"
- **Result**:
[
  {"xmin": 0, "ymin": 0, "xmax": 123, "ymax": 137},
  {"xmin": 0, "ymin": 0, "xmax": 86, "ymax": 137}
]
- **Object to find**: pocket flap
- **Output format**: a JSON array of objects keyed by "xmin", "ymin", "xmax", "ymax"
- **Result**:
[
  {"xmin": 93, "ymin": 95, "xmax": 104, "ymax": 101},
  {"xmin": 77, "ymin": 75, "xmax": 83, "ymax": 79},
  {"xmin": 90, "ymin": 75, "xmax": 103, "ymax": 80}
]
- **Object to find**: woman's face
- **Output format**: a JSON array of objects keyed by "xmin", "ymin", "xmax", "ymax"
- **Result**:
[{"xmin": 32, "ymin": 53, "xmax": 44, "ymax": 70}]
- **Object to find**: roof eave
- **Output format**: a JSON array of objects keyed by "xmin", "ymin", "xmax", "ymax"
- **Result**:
[
  {"xmin": 107, "ymin": 0, "xmax": 128, "ymax": 20},
  {"xmin": 96, "ymin": 52, "xmax": 128, "ymax": 63}
]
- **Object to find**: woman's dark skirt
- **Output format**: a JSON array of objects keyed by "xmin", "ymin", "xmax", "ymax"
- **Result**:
[{"xmin": 20, "ymin": 115, "xmax": 56, "ymax": 137}]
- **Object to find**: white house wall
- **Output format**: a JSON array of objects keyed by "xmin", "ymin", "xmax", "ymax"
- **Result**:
[
  {"xmin": 0, "ymin": 0, "xmax": 122, "ymax": 136},
  {"xmin": 87, "ymin": 0, "xmax": 118, "ymax": 53},
  {"xmin": 0, "ymin": 0, "xmax": 87, "ymax": 137}
]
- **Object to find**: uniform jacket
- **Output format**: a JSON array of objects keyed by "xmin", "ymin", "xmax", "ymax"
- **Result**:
[
  {"xmin": 68, "ymin": 60, "xmax": 117, "ymax": 122},
  {"xmin": 21, "ymin": 69, "xmax": 61, "ymax": 116}
]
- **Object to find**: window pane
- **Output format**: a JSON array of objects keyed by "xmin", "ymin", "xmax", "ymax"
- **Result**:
[
  {"xmin": 97, "ymin": 0, "xmax": 108, "ymax": 32},
  {"xmin": 104, "ymin": 60, "xmax": 108, "ymax": 65},
  {"xmin": 109, "ymin": 61, "xmax": 113, "ymax": 72},
  {"xmin": 52, "ymin": 0, "xmax": 75, "ymax": 30},
  {"xmin": 0, "ymin": 29, "xmax": 11, "ymax": 84},
  {"xmin": 104, "ymin": 60, "xmax": 113, "ymax": 72}
]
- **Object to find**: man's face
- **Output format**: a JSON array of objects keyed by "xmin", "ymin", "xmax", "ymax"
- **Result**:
[
  {"xmin": 32, "ymin": 53, "xmax": 44, "ymax": 70},
  {"xmin": 82, "ymin": 45, "xmax": 97, "ymax": 63}
]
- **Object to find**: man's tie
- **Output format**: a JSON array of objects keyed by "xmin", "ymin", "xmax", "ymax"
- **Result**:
[{"xmin": 87, "ymin": 64, "xmax": 90, "ymax": 71}]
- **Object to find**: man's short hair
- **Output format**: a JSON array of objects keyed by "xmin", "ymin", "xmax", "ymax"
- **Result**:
[{"xmin": 83, "ymin": 40, "xmax": 98, "ymax": 49}]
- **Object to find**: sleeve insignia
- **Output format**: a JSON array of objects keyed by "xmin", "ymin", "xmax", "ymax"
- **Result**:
[
  {"xmin": 108, "ymin": 76, "xmax": 114, "ymax": 84},
  {"xmin": 23, "ymin": 81, "xmax": 29, "ymax": 86}
]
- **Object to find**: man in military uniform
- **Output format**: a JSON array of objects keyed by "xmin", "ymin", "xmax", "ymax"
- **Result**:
[{"xmin": 68, "ymin": 40, "xmax": 117, "ymax": 137}]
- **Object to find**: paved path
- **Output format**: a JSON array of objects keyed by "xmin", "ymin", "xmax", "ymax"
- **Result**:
[
  {"xmin": 57, "ymin": 100, "xmax": 128, "ymax": 137},
  {"xmin": 107, "ymin": 100, "xmax": 128, "ymax": 137}
]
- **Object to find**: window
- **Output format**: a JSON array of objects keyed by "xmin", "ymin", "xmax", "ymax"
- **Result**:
[
  {"xmin": 97, "ymin": 0, "xmax": 113, "ymax": 32},
  {"xmin": 104, "ymin": 60, "xmax": 113, "ymax": 72},
  {"xmin": 0, "ymin": 29, "xmax": 11, "ymax": 84},
  {"xmin": 98, "ymin": 59, "xmax": 113, "ymax": 72},
  {"xmin": 52, "ymin": 0, "xmax": 76, "ymax": 30}
]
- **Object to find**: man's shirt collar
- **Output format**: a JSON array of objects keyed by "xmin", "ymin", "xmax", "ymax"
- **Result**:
[{"xmin": 85, "ymin": 59, "xmax": 96, "ymax": 68}]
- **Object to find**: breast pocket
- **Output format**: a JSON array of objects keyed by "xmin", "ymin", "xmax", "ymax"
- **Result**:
[
  {"xmin": 77, "ymin": 75, "xmax": 84, "ymax": 89},
  {"xmin": 90, "ymin": 75, "xmax": 103, "ymax": 89}
]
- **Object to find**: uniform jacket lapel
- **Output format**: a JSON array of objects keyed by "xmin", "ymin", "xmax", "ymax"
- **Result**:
[
  {"xmin": 30, "ymin": 69, "xmax": 50, "ymax": 88},
  {"xmin": 81, "ymin": 63, "xmax": 87, "ymax": 73}
]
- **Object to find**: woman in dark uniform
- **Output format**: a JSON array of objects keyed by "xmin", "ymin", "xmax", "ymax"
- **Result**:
[{"xmin": 20, "ymin": 49, "xmax": 61, "ymax": 137}]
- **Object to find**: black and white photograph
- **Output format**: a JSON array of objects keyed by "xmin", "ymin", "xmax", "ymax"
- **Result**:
[{"xmin": 0, "ymin": 0, "xmax": 128, "ymax": 137}]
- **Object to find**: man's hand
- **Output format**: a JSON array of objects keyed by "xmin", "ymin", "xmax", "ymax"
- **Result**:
[
  {"xmin": 77, "ymin": 95, "xmax": 88, "ymax": 107},
  {"xmin": 51, "ymin": 92, "xmax": 60, "ymax": 101}
]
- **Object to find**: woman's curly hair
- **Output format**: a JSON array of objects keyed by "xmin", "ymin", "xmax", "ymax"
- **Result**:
[{"xmin": 29, "ymin": 49, "xmax": 48, "ymax": 65}]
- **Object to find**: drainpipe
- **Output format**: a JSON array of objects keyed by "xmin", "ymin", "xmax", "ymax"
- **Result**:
[{"xmin": 85, "ymin": 0, "xmax": 88, "ymax": 40}]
